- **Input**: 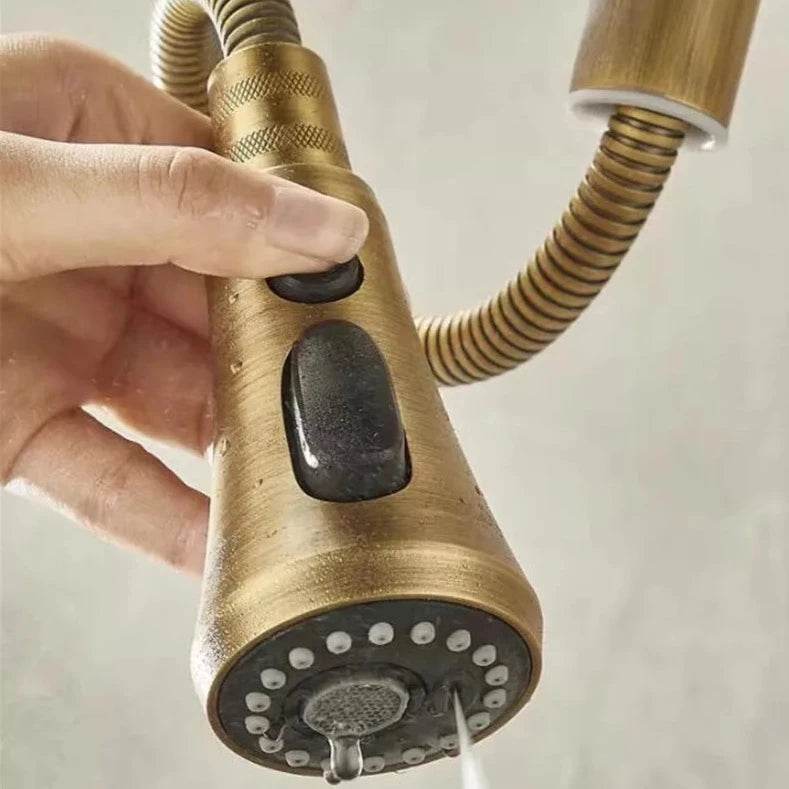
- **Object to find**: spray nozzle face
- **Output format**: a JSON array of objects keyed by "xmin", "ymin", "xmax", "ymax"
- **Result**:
[{"xmin": 213, "ymin": 600, "xmax": 533, "ymax": 778}]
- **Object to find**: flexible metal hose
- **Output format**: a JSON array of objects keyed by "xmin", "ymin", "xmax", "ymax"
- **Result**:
[
  {"xmin": 151, "ymin": 0, "xmax": 300, "ymax": 113},
  {"xmin": 150, "ymin": 0, "xmax": 686, "ymax": 385},
  {"xmin": 416, "ymin": 108, "xmax": 686, "ymax": 384}
]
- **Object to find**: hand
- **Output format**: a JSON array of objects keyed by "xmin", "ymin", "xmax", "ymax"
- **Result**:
[{"xmin": 0, "ymin": 35, "xmax": 369, "ymax": 574}]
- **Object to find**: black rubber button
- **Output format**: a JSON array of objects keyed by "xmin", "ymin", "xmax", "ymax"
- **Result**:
[
  {"xmin": 282, "ymin": 320, "xmax": 410, "ymax": 501},
  {"xmin": 268, "ymin": 257, "xmax": 362, "ymax": 303}
]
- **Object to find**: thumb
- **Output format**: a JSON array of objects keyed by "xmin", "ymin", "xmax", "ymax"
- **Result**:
[{"xmin": 0, "ymin": 131, "xmax": 369, "ymax": 282}]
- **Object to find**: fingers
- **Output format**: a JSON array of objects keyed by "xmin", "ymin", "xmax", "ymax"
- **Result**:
[
  {"xmin": 0, "ymin": 296, "xmax": 98, "ymax": 482},
  {"xmin": 0, "ymin": 132, "xmax": 369, "ymax": 282},
  {"xmin": 95, "ymin": 310, "xmax": 214, "ymax": 455},
  {"xmin": 0, "ymin": 33, "xmax": 212, "ymax": 146},
  {"xmin": 5, "ymin": 409, "xmax": 208, "ymax": 574},
  {"xmin": 133, "ymin": 265, "xmax": 210, "ymax": 340},
  {"xmin": 3, "ymin": 273, "xmax": 213, "ymax": 454}
]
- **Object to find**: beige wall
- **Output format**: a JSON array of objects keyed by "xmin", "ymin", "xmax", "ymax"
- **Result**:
[{"xmin": 2, "ymin": 2, "xmax": 787, "ymax": 788}]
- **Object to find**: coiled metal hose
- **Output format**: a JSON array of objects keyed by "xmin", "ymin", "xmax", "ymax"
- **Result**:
[
  {"xmin": 416, "ymin": 108, "xmax": 686, "ymax": 384},
  {"xmin": 150, "ymin": 0, "xmax": 687, "ymax": 386},
  {"xmin": 151, "ymin": 0, "xmax": 300, "ymax": 113}
]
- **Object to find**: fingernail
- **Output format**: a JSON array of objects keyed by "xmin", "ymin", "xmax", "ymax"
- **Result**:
[{"xmin": 266, "ymin": 184, "xmax": 369, "ymax": 263}]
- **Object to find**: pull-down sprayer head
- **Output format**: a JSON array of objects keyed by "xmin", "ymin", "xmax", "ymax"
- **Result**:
[{"xmin": 149, "ymin": 0, "xmax": 761, "ymax": 780}]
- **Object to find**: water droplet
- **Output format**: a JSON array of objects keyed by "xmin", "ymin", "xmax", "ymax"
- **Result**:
[
  {"xmin": 230, "ymin": 360, "xmax": 243, "ymax": 374},
  {"xmin": 324, "ymin": 735, "xmax": 362, "ymax": 783},
  {"xmin": 218, "ymin": 437, "xmax": 230, "ymax": 455},
  {"xmin": 228, "ymin": 291, "xmax": 240, "ymax": 304}
]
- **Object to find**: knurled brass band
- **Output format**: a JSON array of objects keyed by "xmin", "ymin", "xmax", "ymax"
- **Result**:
[{"xmin": 208, "ymin": 44, "xmax": 350, "ymax": 169}]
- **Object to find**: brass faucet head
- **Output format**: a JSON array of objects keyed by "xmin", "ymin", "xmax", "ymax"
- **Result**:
[
  {"xmin": 191, "ymin": 41, "xmax": 542, "ymax": 778},
  {"xmin": 147, "ymin": 0, "xmax": 763, "ymax": 780}
]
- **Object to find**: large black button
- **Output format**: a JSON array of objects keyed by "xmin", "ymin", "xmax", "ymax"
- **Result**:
[
  {"xmin": 282, "ymin": 320, "xmax": 410, "ymax": 502},
  {"xmin": 268, "ymin": 257, "xmax": 362, "ymax": 303}
]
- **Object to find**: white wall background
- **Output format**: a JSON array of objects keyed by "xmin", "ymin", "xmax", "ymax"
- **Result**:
[{"xmin": 2, "ymin": 2, "xmax": 787, "ymax": 788}]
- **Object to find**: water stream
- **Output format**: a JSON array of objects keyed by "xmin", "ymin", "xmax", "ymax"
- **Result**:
[{"xmin": 453, "ymin": 692, "xmax": 490, "ymax": 789}]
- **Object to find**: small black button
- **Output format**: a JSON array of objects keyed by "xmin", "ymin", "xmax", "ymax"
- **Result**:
[
  {"xmin": 268, "ymin": 257, "xmax": 362, "ymax": 303},
  {"xmin": 282, "ymin": 320, "xmax": 410, "ymax": 502}
]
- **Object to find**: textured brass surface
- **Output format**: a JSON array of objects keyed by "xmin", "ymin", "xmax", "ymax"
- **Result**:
[
  {"xmin": 208, "ymin": 44, "xmax": 350, "ymax": 169},
  {"xmin": 150, "ymin": 11, "xmax": 544, "ymax": 761},
  {"xmin": 195, "ymin": 42, "xmax": 542, "ymax": 757},
  {"xmin": 196, "ymin": 157, "xmax": 543, "ymax": 744},
  {"xmin": 571, "ymin": 0, "xmax": 761, "ymax": 129}
]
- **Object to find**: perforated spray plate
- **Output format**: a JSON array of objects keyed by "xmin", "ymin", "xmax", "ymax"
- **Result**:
[
  {"xmin": 216, "ymin": 600, "xmax": 533, "ymax": 776},
  {"xmin": 303, "ymin": 676, "xmax": 409, "ymax": 738}
]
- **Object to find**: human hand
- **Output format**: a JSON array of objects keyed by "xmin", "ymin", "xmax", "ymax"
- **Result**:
[{"xmin": 0, "ymin": 35, "xmax": 369, "ymax": 574}]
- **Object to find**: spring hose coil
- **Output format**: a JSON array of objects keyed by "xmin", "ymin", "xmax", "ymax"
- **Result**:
[
  {"xmin": 150, "ymin": 0, "xmax": 687, "ymax": 386},
  {"xmin": 151, "ymin": 0, "xmax": 299, "ymax": 113},
  {"xmin": 416, "ymin": 107, "xmax": 686, "ymax": 385}
]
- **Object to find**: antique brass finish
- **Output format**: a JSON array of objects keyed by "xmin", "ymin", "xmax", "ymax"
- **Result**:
[
  {"xmin": 207, "ymin": 44, "xmax": 350, "ymax": 170},
  {"xmin": 146, "ymin": 0, "xmax": 761, "ymax": 777},
  {"xmin": 195, "ymin": 156, "xmax": 543, "ymax": 731},
  {"xmin": 151, "ymin": 0, "xmax": 760, "ymax": 385},
  {"xmin": 571, "ymin": 0, "xmax": 761, "ymax": 137},
  {"xmin": 151, "ymin": 6, "xmax": 543, "ymax": 774}
]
